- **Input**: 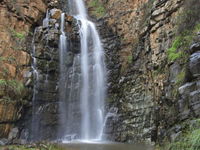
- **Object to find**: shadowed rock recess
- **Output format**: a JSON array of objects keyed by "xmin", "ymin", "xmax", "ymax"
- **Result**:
[{"xmin": 0, "ymin": 0, "xmax": 200, "ymax": 148}]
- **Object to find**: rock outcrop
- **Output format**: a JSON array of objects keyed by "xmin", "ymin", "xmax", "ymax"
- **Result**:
[
  {"xmin": 0, "ymin": 0, "xmax": 46, "ymax": 139},
  {"xmin": 21, "ymin": 8, "xmax": 78, "ymax": 141}
]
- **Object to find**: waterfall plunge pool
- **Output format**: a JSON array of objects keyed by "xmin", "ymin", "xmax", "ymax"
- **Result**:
[{"xmin": 57, "ymin": 142, "xmax": 154, "ymax": 150}]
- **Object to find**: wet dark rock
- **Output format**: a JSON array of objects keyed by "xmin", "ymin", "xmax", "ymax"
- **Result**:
[
  {"xmin": 0, "ymin": 138, "xmax": 9, "ymax": 146},
  {"xmin": 66, "ymin": 52, "xmax": 74, "ymax": 66},
  {"xmin": 189, "ymin": 52, "xmax": 200, "ymax": 78},
  {"xmin": 49, "ymin": 19, "xmax": 57, "ymax": 26},
  {"xmin": 34, "ymin": 27, "xmax": 44, "ymax": 43},
  {"xmin": 47, "ymin": 29, "xmax": 60, "ymax": 48},
  {"xmin": 19, "ymin": 7, "xmax": 83, "ymax": 141},
  {"xmin": 8, "ymin": 128, "xmax": 19, "ymax": 141},
  {"xmin": 178, "ymin": 82, "xmax": 196, "ymax": 96},
  {"xmin": 189, "ymin": 90, "xmax": 200, "ymax": 117},
  {"xmin": 169, "ymin": 63, "xmax": 181, "ymax": 83},
  {"xmin": 189, "ymin": 43, "xmax": 200, "ymax": 54}
]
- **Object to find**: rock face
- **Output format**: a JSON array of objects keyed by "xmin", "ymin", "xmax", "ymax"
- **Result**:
[
  {"xmin": 0, "ymin": 0, "xmax": 200, "ymax": 146},
  {"xmin": 189, "ymin": 52, "xmax": 200, "ymax": 77},
  {"xmin": 95, "ymin": 0, "xmax": 200, "ymax": 144},
  {"xmin": 0, "ymin": 100, "xmax": 21, "ymax": 137},
  {"xmin": 19, "ymin": 9, "xmax": 78, "ymax": 140},
  {"xmin": 0, "ymin": 0, "xmax": 46, "ymax": 139}
]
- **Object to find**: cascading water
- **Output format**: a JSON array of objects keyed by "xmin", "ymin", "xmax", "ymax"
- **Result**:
[
  {"xmin": 59, "ymin": 0, "xmax": 107, "ymax": 141},
  {"xmin": 30, "ymin": 11, "xmax": 50, "ymax": 141},
  {"xmin": 59, "ymin": 12, "xmax": 69, "ymax": 137},
  {"xmin": 31, "ymin": 29, "xmax": 40, "ymax": 141},
  {"xmin": 43, "ymin": 10, "xmax": 49, "ymax": 28},
  {"xmin": 70, "ymin": 0, "xmax": 106, "ymax": 141}
]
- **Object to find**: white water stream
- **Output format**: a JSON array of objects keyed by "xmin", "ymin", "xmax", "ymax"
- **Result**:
[{"xmin": 67, "ymin": 0, "xmax": 107, "ymax": 141}]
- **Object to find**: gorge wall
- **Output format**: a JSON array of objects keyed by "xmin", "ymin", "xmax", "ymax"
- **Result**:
[
  {"xmin": 0, "ymin": 0, "xmax": 200, "ymax": 147},
  {"xmin": 98, "ymin": 0, "xmax": 200, "ymax": 145},
  {"xmin": 0, "ymin": 0, "xmax": 46, "ymax": 140}
]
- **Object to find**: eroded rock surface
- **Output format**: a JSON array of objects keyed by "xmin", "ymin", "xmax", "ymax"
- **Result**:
[{"xmin": 1, "ymin": 0, "xmax": 200, "ymax": 146}]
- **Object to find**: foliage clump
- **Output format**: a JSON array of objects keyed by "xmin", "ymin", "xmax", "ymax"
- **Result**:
[
  {"xmin": 176, "ymin": 70, "xmax": 185, "ymax": 85},
  {"xmin": 0, "ymin": 79, "xmax": 25, "ymax": 100},
  {"xmin": 157, "ymin": 119, "xmax": 200, "ymax": 150},
  {"xmin": 169, "ymin": 120, "xmax": 200, "ymax": 150},
  {"xmin": 167, "ymin": 36, "xmax": 183, "ymax": 62},
  {"xmin": 9, "ymin": 28, "xmax": 27, "ymax": 51},
  {"xmin": 88, "ymin": 0, "xmax": 106, "ymax": 18},
  {"xmin": 167, "ymin": 0, "xmax": 200, "ymax": 62},
  {"xmin": 127, "ymin": 55, "xmax": 133, "ymax": 64},
  {"xmin": 10, "ymin": 28, "xmax": 25, "ymax": 40},
  {"xmin": 167, "ymin": 24, "xmax": 200, "ymax": 62}
]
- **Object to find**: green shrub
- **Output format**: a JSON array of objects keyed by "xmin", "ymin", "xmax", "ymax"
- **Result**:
[
  {"xmin": 127, "ymin": 55, "xmax": 133, "ymax": 64},
  {"xmin": 169, "ymin": 128, "xmax": 200, "ymax": 150},
  {"xmin": 11, "ymin": 29, "xmax": 25, "ymax": 40},
  {"xmin": 194, "ymin": 23, "xmax": 200, "ymax": 33},
  {"xmin": 168, "ymin": 0, "xmax": 200, "ymax": 62},
  {"xmin": 0, "ymin": 57, "xmax": 6, "ymax": 62},
  {"xmin": 167, "ymin": 23, "xmax": 200, "ymax": 62},
  {"xmin": 176, "ymin": 70, "xmax": 185, "ymax": 85},
  {"xmin": 1, "ymin": 68, "xmax": 9, "ymax": 78},
  {"xmin": 167, "ymin": 36, "xmax": 183, "ymax": 62},
  {"xmin": 7, "ymin": 80, "xmax": 24, "ymax": 95},
  {"xmin": 0, "ymin": 79, "xmax": 25, "ymax": 100},
  {"xmin": 88, "ymin": 0, "xmax": 106, "ymax": 18},
  {"xmin": 0, "ymin": 79, "xmax": 7, "ymax": 87},
  {"xmin": 158, "ymin": 119, "xmax": 200, "ymax": 150},
  {"xmin": 9, "ymin": 28, "xmax": 26, "ymax": 51},
  {"xmin": 167, "ymin": 34, "xmax": 190, "ymax": 62},
  {"xmin": 7, "ymin": 56, "xmax": 17, "ymax": 64}
]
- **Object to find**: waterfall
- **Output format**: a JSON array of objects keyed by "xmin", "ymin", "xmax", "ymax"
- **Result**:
[
  {"xmin": 67, "ymin": 0, "xmax": 107, "ymax": 141},
  {"xmin": 31, "ymin": 10, "xmax": 50, "ymax": 141},
  {"xmin": 59, "ymin": 13, "xmax": 69, "ymax": 137},
  {"xmin": 43, "ymin": 10, "xmax": 49, "ymax": 28},
  {"xmin": 31, "ymin": 29, "xmax": 40, "ymax": 141},
  {"xmin": 30, "ymin": 0, "xmax": 107, "ymax": 142}
]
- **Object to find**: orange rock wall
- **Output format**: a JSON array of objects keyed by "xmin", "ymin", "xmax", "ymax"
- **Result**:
[{"xmin": 0, "ymin": 0, "xmax": 46, "ymax": 137}]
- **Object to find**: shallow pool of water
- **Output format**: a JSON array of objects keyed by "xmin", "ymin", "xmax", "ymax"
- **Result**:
[{"xmin": 59, "ymin": 142, "xmax": 154, "ymax": 150}]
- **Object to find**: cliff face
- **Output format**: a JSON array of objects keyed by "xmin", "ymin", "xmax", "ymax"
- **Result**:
[
  {"xmin": 0, "ymin": 0, "xmax": 46, "ymax": 138},
  {"xmin": 91, "ymin": 0, "xmax": 200, "ymax": 145},
  {"xmin": 0, "ymin": 0, "xmax": 200, "ymax": 147}
]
